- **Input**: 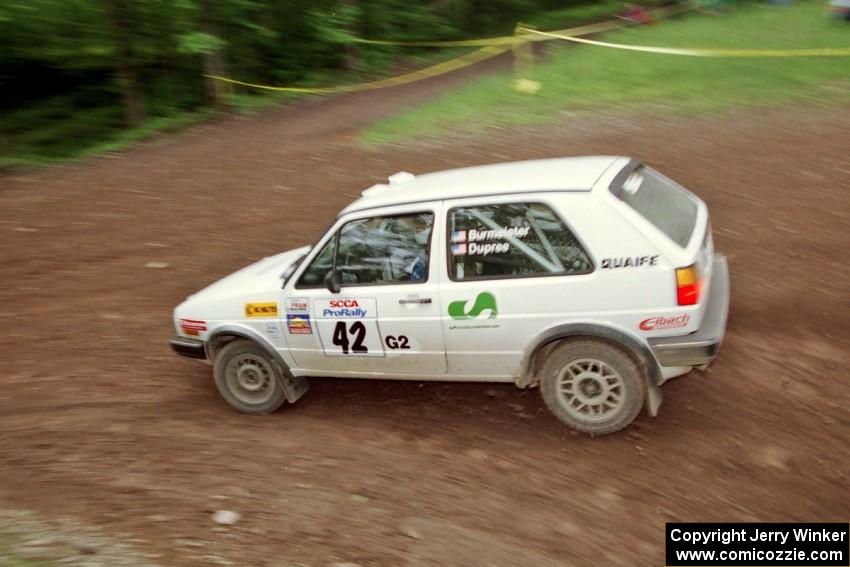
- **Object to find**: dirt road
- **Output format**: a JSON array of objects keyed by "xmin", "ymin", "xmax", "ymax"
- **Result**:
[{"xmin": 1, "ymin": 78, "xmax": 849, "ymax": 566}]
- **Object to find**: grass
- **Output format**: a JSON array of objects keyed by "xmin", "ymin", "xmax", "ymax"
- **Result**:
[{"xmin": 360, "ymin": 1, "xmax": 850, "ymax": 144}]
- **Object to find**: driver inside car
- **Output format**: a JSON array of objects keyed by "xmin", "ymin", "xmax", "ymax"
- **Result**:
[{"xmin": 393, "ymin": 215, "xmax": 432, "ymax": 282}]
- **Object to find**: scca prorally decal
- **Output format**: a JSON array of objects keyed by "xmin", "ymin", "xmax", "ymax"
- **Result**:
[
  {"xmin": 245, "ymin": 302, "xmax": 278, "ymax": 318},
  {"xmin": 448, "ymin": 291, "xmax": 497, "ymax": 320},
  {"xmin": 323, "ymin": 299, "xmax": 367, "ymax": 318},
  {"xmin": 601, "ymin": 255, "xmax": 659, "ymax": 269},
  {"xmin": 639, "ymin": 314, "xmax": 690, "ymax": 331}
]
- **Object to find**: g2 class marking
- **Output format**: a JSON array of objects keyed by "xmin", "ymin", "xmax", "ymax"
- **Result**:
[{"xmin": 385, "ymin": 335, "xmax": 410, "ymax": 350}]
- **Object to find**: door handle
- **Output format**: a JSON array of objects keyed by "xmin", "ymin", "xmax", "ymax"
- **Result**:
[{"xmin": 399, "ymin": 297, "xmax": 432, "ymax": 304}]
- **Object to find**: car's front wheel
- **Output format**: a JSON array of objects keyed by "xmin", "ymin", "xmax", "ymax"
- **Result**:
[
  {"xmin": 540, "ymin": 339, "xmax": 647, "ymax": 435},
  {"xmin": 213, "ymin": 339, "xmax": 287, "ymax": 414}
]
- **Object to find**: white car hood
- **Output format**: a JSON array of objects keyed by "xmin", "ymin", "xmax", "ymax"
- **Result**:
[{"xmin": 185, "ymin": 246, "xmax": 310, "ymax": 304}]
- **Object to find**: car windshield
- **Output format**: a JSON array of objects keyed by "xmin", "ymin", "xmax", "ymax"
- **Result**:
[{"xmin": 613, "ymin": 165, "xmax": 698, "ymax": 248}]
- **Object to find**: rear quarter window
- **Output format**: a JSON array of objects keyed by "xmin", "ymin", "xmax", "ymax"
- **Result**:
[
  {"xmin": 447, "ymin": 201, "xmax": 593, "ymax": 281},
  {"xmin": 613, "ymin": 166, "xmax": 698, "ymax": 248}
]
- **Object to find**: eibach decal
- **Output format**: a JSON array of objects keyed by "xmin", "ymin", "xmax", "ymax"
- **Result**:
[{"xmin": 639, "ymin": 314, "xmax": 690, "ymax": 331}]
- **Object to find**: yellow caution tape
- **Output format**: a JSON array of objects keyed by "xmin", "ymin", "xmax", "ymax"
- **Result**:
[
  {"xmin": 352, "ymin": 3, "xmax": 691, "ymax": 47},
  {"xmin": 205, "ymin": 44, "xmax": 511, "ymax": 93},
  {"xmin": 205, "ymin": 4, "xmax": 706, "ymax": 93},
  {"xmin": 519, "ymin": 26, "xmax": 850, "ymax": 57},
  {"xmin": 205, "ymin": 18, "xmax": 636, "ymax": 92}
]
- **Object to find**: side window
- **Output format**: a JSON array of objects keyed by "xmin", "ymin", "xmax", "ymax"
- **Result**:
[
  {"xmin": 297, "ymin": 212, "xmax": 434, "ymax": 288},
  {"xmin": 448, "ymin": 202, "xmax": 592, "ymax": 281},
  {"xmin": 297, "ymin": 236, "xmax": 336, "ymax": 287},
  {"xmin": 337, "ymin": 212, "xmax": 433, "ymax": 285}
]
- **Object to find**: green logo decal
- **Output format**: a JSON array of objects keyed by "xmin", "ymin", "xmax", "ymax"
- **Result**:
[{"xmin": 448, "ymin": 292, "xmax": 498, "ymax": 320}]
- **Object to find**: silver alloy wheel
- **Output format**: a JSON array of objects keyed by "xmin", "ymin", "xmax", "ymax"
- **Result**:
[
  {"xmin": 225, "ymin": 353, "xmax": 275, "ymax": 405},
  {"xmin": 555, "ymin": 357, "xmax": 624, "ymax": 423}
]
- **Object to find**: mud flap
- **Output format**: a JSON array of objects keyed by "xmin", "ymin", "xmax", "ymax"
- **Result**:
[
  {"xmin": 645, "ymin": 380, "xmax": 663, "ymax": 417},
  {"xmin": 280, "ymin": 372, "xmax": 309, "ymax": 403}
]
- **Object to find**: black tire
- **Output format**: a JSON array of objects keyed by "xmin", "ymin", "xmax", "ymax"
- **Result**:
[
  {"xmin": 540, "ymin": 339, "xmax": 646, "ymax": 435},
  {"xmin": 213, "ymin": 339, "xmax": 287, "ymax": 414}
]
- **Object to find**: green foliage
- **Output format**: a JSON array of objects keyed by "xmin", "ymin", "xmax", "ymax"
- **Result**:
[
  {"xmin": 362, "ymin": 1, "xmax": 850, "ymax": 144},
  {"xmin": 177, "ymin": 32, "xmax": 228, "ymax": 55},
  {"xmin": 0, "ymin": 0, "xmax": 652, "ymax": 164}
]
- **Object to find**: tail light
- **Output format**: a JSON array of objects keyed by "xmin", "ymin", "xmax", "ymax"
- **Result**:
[
  {"xmin": 179, "ymin": 319, "xmax": 207, "ymax": 336},
  {"xmin": 675, "ymin": 265, "xmax": 702, "ymax": 306}
]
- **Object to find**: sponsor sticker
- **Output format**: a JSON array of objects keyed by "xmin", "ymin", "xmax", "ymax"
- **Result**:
[
  {"xmin": 245, "ymin": 302, "xmax": 278, "ymax": 318},
  {"xmin": 286, "ymin": 313, "xmax": 312, "ymax": 334},
  {"xmin": 448, "ymin": 292, "xmax": 497, "ymax": 321},
  {"xmin": 314, "ymin": 298, "xmax": 376, "ymax": 319},
  {"xmin": 639, "ymin": 314, "xmax": 690, "ymax": 331},
  {"xmin": 285, "ymin": 297, "xmax": 309, "ymax": 313},
  {"xmin": 601, "ymin": 255, "xmax": 659, "ymax": 269},
  {"xmin": 179, "ymin": 319, "xmax": 207, "ymax": 336},
  {"xmin": 264, "ymin": 321, "xmax": 282, "ymax": 336}
]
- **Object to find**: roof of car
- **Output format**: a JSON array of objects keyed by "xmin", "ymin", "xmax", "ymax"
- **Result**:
[{"xmin": 339, "ymin": 156, "xmax": 623, "ymax": 215}]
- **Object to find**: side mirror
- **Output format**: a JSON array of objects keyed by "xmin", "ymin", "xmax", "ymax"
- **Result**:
[{"xmin": 324, "ymin": 270, "xmax": 341, "ymax": 294}]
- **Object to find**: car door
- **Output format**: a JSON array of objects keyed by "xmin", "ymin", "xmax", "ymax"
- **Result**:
[
  {"xmin": 281, "ymin": 205, "xmax": 447, "ymax": 378},
  {"xmin": 440, "ymin": 196, "xmax": 596, "ymax": 379}
]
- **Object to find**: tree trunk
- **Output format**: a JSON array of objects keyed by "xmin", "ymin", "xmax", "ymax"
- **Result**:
[
  {"xmin": 340, "ymin": 0, "xmax": 360, "ymax": 72},
  {"xmin": 105, "ymin": 0, "xmax": 145, "ymax": 128},
  {"xmin": 199, "ymin": 0, "xmax": 230, "ymax": 108}
]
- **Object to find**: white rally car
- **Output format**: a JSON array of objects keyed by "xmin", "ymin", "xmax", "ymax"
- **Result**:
[{"xmin": 170, "ymin": 157, "xmax": 729, "ymax": 435}]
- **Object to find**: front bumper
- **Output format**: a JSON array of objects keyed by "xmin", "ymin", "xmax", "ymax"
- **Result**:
[
  {"xmin": 649, "ymin": 254, "xmax": 730, "ymax": 367},
  {"xmin": 169, "ymin": 336, "xmax": 207, "ymax": 360}
]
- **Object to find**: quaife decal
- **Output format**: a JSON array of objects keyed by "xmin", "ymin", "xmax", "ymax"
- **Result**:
[
  {"xmin": 448, "ymin": 292, "xmax": 497, "ymax": 320},
  {"xmin": 286, "ymin": 313, "xmax": 312, "ymax": 334},
  {"xmin": 640, "ymin": 314, "xmax": 690, "ymax": 331},
  {"xmin": 285, "ymin": 297, "xmax": 309, "ymax": 313},
  {"xmin": 245, "ymin": 302, "xmax": 278, "ymax": 318},
  {"xmin": 601, "ymin": 255, "xmax": 659, "ymax": 269}
]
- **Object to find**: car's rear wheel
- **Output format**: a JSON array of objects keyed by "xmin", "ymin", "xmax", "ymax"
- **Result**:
[
  {"xmin": 540, "ymin": 339, "xmax": 646, "ymax": 435},
  {"xmin": 213, "ymin": 339, "xmax": 287, "ymax": 414}
]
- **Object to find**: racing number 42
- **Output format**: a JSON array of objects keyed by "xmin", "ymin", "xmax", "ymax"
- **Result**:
[{"xmin": 332, "ymin": 321, "xmax": 368, "ymax": 354}]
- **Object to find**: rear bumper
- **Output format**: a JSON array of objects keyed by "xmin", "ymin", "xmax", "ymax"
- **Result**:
[
  {"xmin": 649, "ymin": 254, "xmax": 730, "ymax": 367},
  {"xmin": 169, "ymin": 336, "xmax": 208, "ymax": 360}
]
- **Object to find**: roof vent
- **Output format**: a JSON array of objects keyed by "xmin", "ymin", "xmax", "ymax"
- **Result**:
[{"xmin": 388, "ymin": 171, "xmax": 415, "ymax": 184}]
